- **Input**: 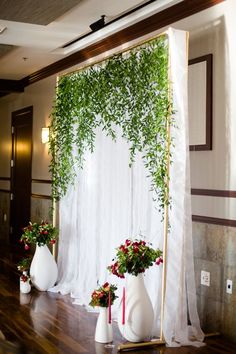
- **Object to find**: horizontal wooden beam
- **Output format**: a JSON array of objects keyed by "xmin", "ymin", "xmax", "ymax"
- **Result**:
[
  {"xmin": 191, "ymin": 188, "xmax": 236, "ymax": 198},
  {"xmin": 21, "ymin": 0, "xmax": 225, "ymax": 87},
  {"xmin": 0, "ymin": 79, "xmax": 24, "ymax": 93},
  {"xmin": 192, "ymin": 215, "xmax": 236, "ymax": 227}
]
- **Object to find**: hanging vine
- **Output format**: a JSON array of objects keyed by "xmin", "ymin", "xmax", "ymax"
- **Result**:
[{"xmin": 49, "ymin": 34, "xmax": 173, "ymax": 212}]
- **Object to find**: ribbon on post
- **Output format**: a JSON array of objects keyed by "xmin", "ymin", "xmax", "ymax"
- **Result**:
[
  {"xmin": 122, "ymin": 286, "xmax": 125, "ymax": 325},
  {"xmin": 108, "ymin": 290, "xmax": 111, "ymax": 324}
]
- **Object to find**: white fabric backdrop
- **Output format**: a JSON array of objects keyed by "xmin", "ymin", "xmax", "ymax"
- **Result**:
[{"xmin": 50, "ymin": 28, "xmax": 204, "ymax": 346}]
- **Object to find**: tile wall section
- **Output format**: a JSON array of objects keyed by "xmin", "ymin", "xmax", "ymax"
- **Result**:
[
  {"xmin": 193, "ymin": 222, "xmax": 236, "ymax": 341},
  {"xmin": 31, "ymin": 197, "xmax": 52, "ymax": 224}
]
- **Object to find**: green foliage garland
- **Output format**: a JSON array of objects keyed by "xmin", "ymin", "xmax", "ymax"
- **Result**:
[{"xmin": 49, "ymin": 34, "xmax": 173, "ymax": 211}]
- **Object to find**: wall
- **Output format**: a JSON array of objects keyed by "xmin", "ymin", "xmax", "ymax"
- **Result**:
[
  {"xmin": 0, "ymin": 0, "xmax": 236, "ymax": 341},
  {"xmin": 186, "ymin": 1, "xmax": 236, "ymax": 341}
]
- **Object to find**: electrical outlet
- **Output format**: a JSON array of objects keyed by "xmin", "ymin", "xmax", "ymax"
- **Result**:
[
  {"xmin": 201, "ymin": 270, "xmax": 210, "ymax": 286},
  {"xmin": 226, "ymin": 279, "xmax": 233, "ymax": 294}
]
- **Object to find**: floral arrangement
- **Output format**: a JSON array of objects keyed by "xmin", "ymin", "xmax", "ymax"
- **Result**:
[
  {"xmin": 20, "ymin": 273, "xmax": 30, "ymax": 283},
  {"xmin": 89, "ymin": 282, "xmax": 118, "ymax": 308},
  {"xmin": 17, "ymin": 257, "xmax": 32, "ymax": 272},
  {"xmin": 107, "ymin": 239, "xmax": 163, "ymax": 278},
  {"xmin": 20, "ymin": 221, "xmax": 58, "ymax": 248}
]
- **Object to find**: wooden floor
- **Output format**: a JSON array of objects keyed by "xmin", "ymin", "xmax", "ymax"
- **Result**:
[{"xmin": 0, "ymin": 246, "xmax": 236, "ymax": 354}]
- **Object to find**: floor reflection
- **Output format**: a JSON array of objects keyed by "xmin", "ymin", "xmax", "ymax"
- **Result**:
[{"xmin": 29, "ymin": 291, "xmax": 59, "ymax": 336}]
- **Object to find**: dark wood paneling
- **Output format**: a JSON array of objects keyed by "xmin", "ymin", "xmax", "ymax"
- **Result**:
[
  {"xmin": 192, "ymin": 215, "xmax": 236, "ymax": 227},
  {"xmin": 189, "ymin": 54, "xmax": 213, "ymax": 151},
  {"xmin": 11, "ymin": 106, "xmax": 33, "ymax": 241},
  {"xmin": 31, "ymin": 193, "xmax": 51, "ymax": 200},
  {"xmin": 191, "ymin": 189, "xmax": 236, "ymax": 198},
  {"xmin": 20, "ymin": 0, "xmax": 224, "ymax": 87},
  {"xmin": 0, "ymin": 79, "xmax": 24, "ymax": 93},
  {"xmin": 31, "ymin": 179, "xmax": 51, "ymax": 184}
]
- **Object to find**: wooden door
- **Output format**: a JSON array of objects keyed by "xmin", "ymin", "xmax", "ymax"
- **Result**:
[{"xmin": 10, "ymin": 107, "xmax": 33, "ymax": 243}]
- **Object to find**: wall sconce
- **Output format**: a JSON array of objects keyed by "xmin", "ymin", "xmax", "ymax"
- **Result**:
[{"xmin": 41, "ymin": 127, "xmax": 49, "ymax": 144}]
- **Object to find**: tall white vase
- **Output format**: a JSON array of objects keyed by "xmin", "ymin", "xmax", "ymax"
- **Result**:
[
  {"xmin": 118, "ymin": 274, "xmax": 154, "ymax": 342},
  {"xmin": 95, "ymin": 307, "xmax": 113, "ymax": 343},
  {"xmin": 30, "ymin": 244, "xmax": 58, "ymax": 291}
]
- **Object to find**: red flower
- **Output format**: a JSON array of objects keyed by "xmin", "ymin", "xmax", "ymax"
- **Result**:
[
  {"xmin": 21, "ymin": 275, "xmax": 28, "ymax": 282},
  {"xmin": 24, "ymin": 244, "xmax": 30, "ymax": 251},
  {"xmin": 125, "ymin": 239, "xmax": 131, "ymax": 246},
  {"xmin": 103, "ymin": 282, "xmax": 109, "ymax": 288},
  {"xmin": 120, "ymin": 245, "xmax": 128, "ymax": 254},
  {"xmin": 50, "ymin": 239, "xmax": 56, "ymax": 244}
]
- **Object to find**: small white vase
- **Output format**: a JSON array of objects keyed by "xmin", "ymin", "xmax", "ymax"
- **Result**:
[
  {"xmin": 30, "ymin": 244, "xmax": 58, "ymax": 291},
  {"xmin": 118, "ymin": 273, "xmax": 154, "ymax": 342},
  {"xmin": 95, "ymin": 307, "xmax": 113, "ymax": 343},
  {"xmin": 20, "ymin": 271, "xmax": 31, "ymax": 294}
]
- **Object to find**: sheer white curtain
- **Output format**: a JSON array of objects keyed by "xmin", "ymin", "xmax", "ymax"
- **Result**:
[{"xmin": 50, "ymin": 28, "xmax": 204, "ymax": 346}]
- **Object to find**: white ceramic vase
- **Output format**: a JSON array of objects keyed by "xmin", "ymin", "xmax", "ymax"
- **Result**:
[
  {"xmin": 118, "ymin": 273, "xmax": 154, "ymax": 342},
  {"xmin": 95, "ymin": 307, "xmax": 113, "ymax": 343},
  {"xmin": 30, "ymin": 244, "xmax": 58, "ymax": 291},
  {"xmin": 20, "ymin": 271, "xmax": 31, "ymax": 294}
]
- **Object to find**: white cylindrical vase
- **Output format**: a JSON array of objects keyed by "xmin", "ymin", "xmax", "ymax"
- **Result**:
[
  {"xmin": 30, "ymin": 244, "xmax": 58, "ymax": 291},
  {"xmin": 118, "ymin": 273, "xmax": 154, "ymax": 342},
  {"xmin": 95, "ymin": 307, "xmax": 113, "ymax": 343}
]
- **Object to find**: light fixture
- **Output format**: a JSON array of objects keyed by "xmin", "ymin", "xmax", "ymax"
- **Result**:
[
  {"xmin": 41, "ymin": 127, "xmax": 49, "ymax": 144},
  {"xmin": 89, "ymin": 15, "xmax": 106, "ymax": 32}
]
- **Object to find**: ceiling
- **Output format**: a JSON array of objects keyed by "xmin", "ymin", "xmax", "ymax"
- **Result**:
[
  {"xmin": 0, "ymin": 0, "xmax": 183, "ymax": 82},
  {"xmin": 0, "ymin": 0, "xmax": 224, "ymax": 97}
]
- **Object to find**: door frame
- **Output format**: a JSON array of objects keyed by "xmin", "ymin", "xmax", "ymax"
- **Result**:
[{"xmin": 10, "ymin": 106, "xmax": 33, "ymax": 242}]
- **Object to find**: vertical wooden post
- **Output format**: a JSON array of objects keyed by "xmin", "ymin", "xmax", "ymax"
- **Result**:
[{"xmin": 160, "ymin": 31, "xmax": 172, "ymax": 342}]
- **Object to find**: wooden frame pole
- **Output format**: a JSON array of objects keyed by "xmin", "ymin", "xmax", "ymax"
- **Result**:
[{"xmin": 159, "ymin": 30, "xmax": 172, "ymax": 342}]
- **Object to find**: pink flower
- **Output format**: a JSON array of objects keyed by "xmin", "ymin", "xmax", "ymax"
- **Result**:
[
  {"xmin": 50, "ymin": 239, "xmax": 56, "ymax": 244},
  {"xmin": 155, "ymin": 256, "xmax": 163, "ymax": 266},
  {"xmin": 24, "ymin": 244, "xmax": 30, "ymax": 251}
]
